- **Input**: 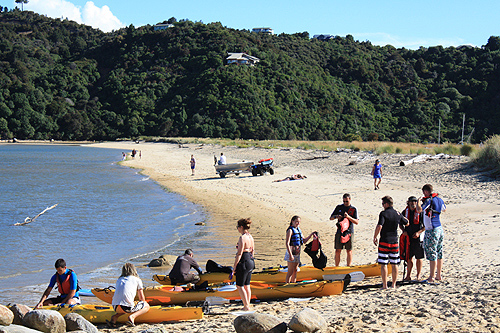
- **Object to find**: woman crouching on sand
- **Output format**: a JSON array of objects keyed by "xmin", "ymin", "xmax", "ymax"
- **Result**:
[
  {"xmin": 232, "ymin": 218, "xmax": 255, "ymax": 311},
  {"xmin": 285, "ymin": 215, "xmax": 316, "ymax": 283}
]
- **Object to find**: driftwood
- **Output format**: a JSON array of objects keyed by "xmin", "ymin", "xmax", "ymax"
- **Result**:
[
  {"xmin": 14, "ymin": 204, "xmax": 58, "ymax": 226},
  {"xmin": 399, "ymin": 153, "xmax": 452, "ymax": 166}
]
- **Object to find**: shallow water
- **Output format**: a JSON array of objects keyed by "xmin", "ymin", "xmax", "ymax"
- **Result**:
[{"xmin": 0, "ymin": 144, "xmax": 213, "ymax": 305}]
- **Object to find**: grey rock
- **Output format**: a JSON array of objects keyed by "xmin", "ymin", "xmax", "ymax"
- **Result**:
[
  {"xmin": 139, "ymin": 328, "xmax": 168, "ymax": 333},
  {"xmin": 0, "ymin": 324, "xmax": 45, "ymax": 333},
  {"xmin": 64, "ymin": 313, "xmax": 98, "ymax": 333},
  {"xmin": 233, "ymin": 313, "xmax": 287, "ymax": 333},
  {"xmin": 0, "ymin": 305, "xmax": 14, "ymax": 326},
  {"xmin": 23, "ymin": 310, "xmax": 65, "ymax": 333},
  {"xmin": 8, "ymin": 304, "xmax": 31, "ymax": 326},
  {"xmin": 288, "ymin": 308, "xmax": 328, "ymax": 332},
  {"xmin": 148, "ymin": 255, "xmax": 174, "ymax": 267}
]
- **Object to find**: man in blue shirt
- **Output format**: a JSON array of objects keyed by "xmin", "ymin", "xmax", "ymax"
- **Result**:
[{"xmin": 34, "ymin": 258, "xmax": 80, "ymax": 308}]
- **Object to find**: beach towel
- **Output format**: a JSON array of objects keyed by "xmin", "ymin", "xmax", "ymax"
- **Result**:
[
  {"xmin": 339, "ymin": 218, "xmax": 351, "ymax": 244},
  {"xmin": 304, "ymin": 234, "xmax": 328, "ymax": 269}
]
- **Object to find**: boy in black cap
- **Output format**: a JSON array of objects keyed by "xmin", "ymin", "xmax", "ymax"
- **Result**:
[{"xmin": 399, "ymin": 196, "xmax": 425, "ymax": 280}]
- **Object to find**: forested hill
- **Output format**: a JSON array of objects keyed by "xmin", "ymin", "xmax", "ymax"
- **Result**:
[{"xmin": 1, "ymin": 9, "xmax": 500, "ymax": 143}]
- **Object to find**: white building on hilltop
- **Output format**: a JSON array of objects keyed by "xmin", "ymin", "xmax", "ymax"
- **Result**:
[
  {"xmin": 252, "ymin": 27, "xmax": 274, "ymax": 35},
  {"xmin": 226, "ymin": 53, "xmax": 260, "ymax": 66}
]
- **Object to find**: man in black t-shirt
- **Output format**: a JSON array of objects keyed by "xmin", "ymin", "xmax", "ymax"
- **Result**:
[
  {"xmin": 400, "ymin": 196, "xmax": 425, "ymax": 280},
  {"xmin": 169, "ymin": 249, "xmax": 202, "ymax": 285},
  {"xmin": 373, "ymin": 196, "xmax": 408, "ymax": 289},
  {"xmin": 329, "ymin": 193, "xmax": 359, "ymax": 266}
]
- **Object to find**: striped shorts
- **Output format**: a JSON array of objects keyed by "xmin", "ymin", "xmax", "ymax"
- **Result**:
[{"xmin": 378, "ymin": 241, "xmax": 400, "ymax": 265}]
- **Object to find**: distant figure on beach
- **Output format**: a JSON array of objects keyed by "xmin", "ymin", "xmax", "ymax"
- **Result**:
[
  {"xmin": 421, "ymin": 184, "xmax": 446, "ymax": 284},
  {"xmin": 232, "ymin": 218, "xmax": 255, "ymax": 311},
  {"xmin": 373, "ymin": 196, "xmax": 409, "ymax": 289},
  {"xmin": 190, "ymin": 155, "xmax": 196, "ymax": 175},
  {"xmin": 131, "ymin": 149, "xmax": 137, "ymax": 158},
  {"xmin": 400, "ymin": 196, "xmax": 425, "ymax": 281},
  {"xmin": 371, "ymin": 159, "xmax": 382, "ymax": 190},
  {"xmin": 329, "ymin": 193, "xmax": 359, "ymax": 266},
  {"xmin": 34, "ymin": 258, "xmax": 81, "ymax": 309},
  {"xmin": 273, "ymin": 174, "xmax": 307, "ymax": 182},
  {"xmin": 108, "ymin": 263, "xmax": 150, "ymax": 327},
  {"xmin": 169, "ymin": 249, "xmax": 202, "ymax": 285},
  {"xmin": 122, "ymin": 152, "xmax": 126, "ymax": 161},
  {"xmin": 285, "ymin": 215, "xmax": 316, "ymax": 283},
  {"xmin": 218, "ymin": 153, "xmax": 226, "ymax": 165}
]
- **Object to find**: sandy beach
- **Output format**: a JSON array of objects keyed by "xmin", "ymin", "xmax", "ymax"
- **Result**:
[{"xmin": 89, "ymin": 141, "xmax": 500, "ymax": 332}]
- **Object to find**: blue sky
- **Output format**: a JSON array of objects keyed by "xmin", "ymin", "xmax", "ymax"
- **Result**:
[{"xmin": 10, "ymin": 0, "xmax": 499, "ymax": 49}]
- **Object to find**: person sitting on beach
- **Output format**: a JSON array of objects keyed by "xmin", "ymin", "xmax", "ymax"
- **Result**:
[
  {"xmin": 329, "ymin": 193, "xmax": 359, "ymax": 266},
  {"xmin": 168, "ymin": 249, "xmax": 203, "ymax": 285},
  {"xmin": 108, "ymin": 263, "xmax": 150, "ymax": 327},
  {"xmin": 273, "ymin": 174, "xmax": 307, "ymax": 182},
  {"xmin": 420, "ymin": 184, "xmax": 446, "ymax": 284},
  {"xmin": 400, "ymin": 196, "xmax": 425, "ymax": 281},
  {"xmin": 34, "ymin": 258, "xmax": 81, "ymax": 309},
  {"xmin": 373, "ymin": 196, "xmax": 409, "ymax": 289},
  {"xmin": 285, "ymin": 215, "xmax": 316, "ymax": 283},
  {"xmin": 218, "ymin": 153, "xmax": 226, "ymax": 165},
  {"xmin": 371, "ymin": 159, "xmax": 382, "ymax": 190}
]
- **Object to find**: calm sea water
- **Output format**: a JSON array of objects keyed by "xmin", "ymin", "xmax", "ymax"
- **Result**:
[{"xmin": 0, "ymin": 144, "xmax": 215, "ymax": 305}]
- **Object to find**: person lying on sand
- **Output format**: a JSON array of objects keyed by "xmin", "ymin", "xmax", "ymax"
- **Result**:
[{"xmin": 273, "ymin": 174, "xmax": 307, "ymax": 182}]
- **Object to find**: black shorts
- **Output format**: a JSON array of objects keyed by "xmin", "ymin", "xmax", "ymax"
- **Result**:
[
  {"xmin": 334, "ymin": 232, "xmax": 353, "ymax": 250},
  {"xmin": 113, "ymin": 301, "xmax": 147, "ymax": 313},
  {"xmin": 235, "ymin": 252, "xmax": 254, "ymax": 287},
  {"xmin": 409, "ymin": 239, "xmax": 425, "ymax": 259},
  {"xmin": 46, "ymin": 295, "xmax": 81, "ymax": 305}
]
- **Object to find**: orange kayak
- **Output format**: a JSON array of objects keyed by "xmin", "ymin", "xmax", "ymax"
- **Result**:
[
  {"xmin": 153, "ymin": 263, "xmax": 385, "ymax": 285},
  {"xmin": 92, "ymin": 279, "xmax": 347, "ymax": 306}
]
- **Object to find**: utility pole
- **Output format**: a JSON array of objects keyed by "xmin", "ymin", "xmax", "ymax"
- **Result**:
[
  {"xmin": 461, "ymin": 114, "xmax": 465, "ymax": 145},
  {"xmin": 438, "ymin": 119, "xmax": 441, "ymax": 145}
]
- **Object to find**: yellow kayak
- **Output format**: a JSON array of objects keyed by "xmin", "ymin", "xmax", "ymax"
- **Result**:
[
  {"xmin": 40, "ymin": 304, "xmax": 203, "ymax": 324},
  {"xmin": 92, "ymin": 279, "xmax": 347, "ymax": 306},
  {"xmin": 153, "ymin": 263, "xmax": 385, "ymax": 285}
]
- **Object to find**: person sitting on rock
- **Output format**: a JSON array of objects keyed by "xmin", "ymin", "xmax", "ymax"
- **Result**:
[{"xmin": 34, "ymin": 258, "xmax": 80, "ymax": 309}]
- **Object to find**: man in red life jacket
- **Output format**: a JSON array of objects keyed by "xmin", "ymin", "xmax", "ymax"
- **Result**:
[
  {"xmin": 34, "ymin": 258, "xmax": 80, "ymax": 309},
  {"xmin": 399, "ymin": 196, "xmax": 425, "ymax": 280},
  {"xmin": 329, "ymin": 193, "xmax": 359, "ymax": 266}
]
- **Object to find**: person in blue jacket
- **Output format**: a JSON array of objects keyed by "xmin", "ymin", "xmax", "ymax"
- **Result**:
[
  {"xmin": 421, "ymin": 184, "xmax": 447, "ymax": 284},
  {"xmin": 34, "ymin": 258, "xmax": 80, "ymax": 308},
  {"xmin": 284, "ymin": 215, "xmax": 316, "ymax": 283},
  {"xmin": 371, "ymin": 159, "xmax": 382, "ymax": 190}
]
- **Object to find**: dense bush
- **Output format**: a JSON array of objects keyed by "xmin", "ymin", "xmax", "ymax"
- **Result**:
[
  {"xmin": 0, "ymin": 10, "xmax": 500, "ymax": 143},
  {"xmin": 472, "ymin": 135, "xmax": 500, "ymax": 174}
]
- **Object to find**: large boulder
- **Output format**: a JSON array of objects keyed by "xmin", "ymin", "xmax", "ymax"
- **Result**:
[
  {"xmin": 64, "ymin": 313, "xmax": 98, "ymax": 333},
  {"xmin": 22, "ymin": 310, "xmax": 65, "ymax": 333},
  {"xmin": 233, "ymin": 313, "xmax": 287, "ymax": 333},
  {"xmin": 8, "ymin": 304, "xmax": 31, "ymax": 325},
  {"xmin": 148, "ymin": 255, "xmax": 175, "ymax": 267},
  {"xmin": 0, "ymin": 324, "xmax": 45, "ymax": 333},
  {"xmin": 288, "ymin": 308, "xmax": 328, "ymax": 333},
  {"xmin": 0, "ymin": 305, "xmax": 14, "ymax": 326}
]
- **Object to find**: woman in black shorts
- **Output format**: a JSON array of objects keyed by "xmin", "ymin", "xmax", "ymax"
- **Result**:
[{"xmin": 232, "ymin": 218, "xmax": 255, "ymax": 311}]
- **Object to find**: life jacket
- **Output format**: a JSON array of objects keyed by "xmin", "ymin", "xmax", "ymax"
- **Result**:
[
  {"xmin": 288, "ymin": 226, "xmax": 303, "ymax": 246},
  {"xmin": 310, "ymin": 234, "xmax": 320, "ymax": 252},
  {"xmin": 56, "ymin": 269, "xmax": 75, "ymax": 295},
  {"xmin": 399, "ymin": 233, "xmax": 410, "ymax": 262},
  {"xmin": 403, "ymin": 207, "xmax": 420, "ymax": 225},
  {"xmin": 339, "ymin": 218, "xmax": 351, "ymax": 243}
]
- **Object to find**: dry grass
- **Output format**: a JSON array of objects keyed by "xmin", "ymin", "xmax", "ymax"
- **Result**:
[
  {"xmin": 141, "ymin": 137, "xmax": 477, "ymax": 156},
  {"xmin": 472, "ymin": 135, "xmax": 500, "ymax": 174}
]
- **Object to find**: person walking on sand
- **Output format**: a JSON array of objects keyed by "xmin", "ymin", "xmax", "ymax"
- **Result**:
[
  {"xmin": 34, "ymin": 258, "xmax": 81, "ymax": 308},
  {"xmin": 285, "ymin": 215, "xmax": 316, "ymax": 283},
  {"xmin": 329, "ymin": 194, "xmax": 359, "ymax": 266},
  {"xmin": 400, "ymin": 196, "xmax": 425, "ymax": 281},
  {"xmin": 421, "ymin": 184, "xmax": 446, "ymax": 284},
  {"xmin": 371, "ymin": 159, "xmax": 382, "ymax": 190},
  {"xmin": 190, "ymin": 155, "xmax": 196, "ymax": 175},
  {"xmin": 108, "ymin": 263, "xmax": 150, "ymax": 327},
  {"xmin": 232, "ymin": 218, "xmax": 255, "ymax": 311},
  {"xmin": 373, "ymin": 196, "xmax": 409, "ymax": 289}
]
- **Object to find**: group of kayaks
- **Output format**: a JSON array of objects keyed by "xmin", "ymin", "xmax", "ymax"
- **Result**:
[{"xmin": 41, "ymin": 263, "xmax": 387, "ymax": 325}]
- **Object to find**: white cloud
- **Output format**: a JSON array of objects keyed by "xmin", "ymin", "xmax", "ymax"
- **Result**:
[
  {"xmin": 353, "ymin": 32, "xmax": 469, "ymax": 50},
  {"xmin": 19, "ymin": 0, "xmax": 124, "ymax": 32}
]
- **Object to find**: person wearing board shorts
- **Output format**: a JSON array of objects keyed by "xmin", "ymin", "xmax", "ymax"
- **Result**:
[
  {"xmin": 109, "ymin": 263, "xmax": 150, "ymax": 327},
  {"xmin": 373, "ymin": 196, "xmax": 409, "ymax": 289},
  {"xmin": 420, "ymin": 184, "xmax": 446, "ymax": 284},
  {"xmin": 329, "ymin": 193, "xmax": 359, "ymax": 266}
]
